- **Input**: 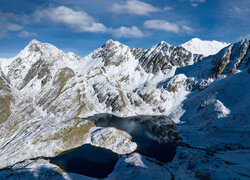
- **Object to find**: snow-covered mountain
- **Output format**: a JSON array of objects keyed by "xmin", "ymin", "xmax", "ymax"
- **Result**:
[
  {"xmin": 0, "ymin": 38, "xmax": 249, "ymax": 179},
  {"xmin": 180, "ymin": 38, "xmax": 230, "ymax": 57}
]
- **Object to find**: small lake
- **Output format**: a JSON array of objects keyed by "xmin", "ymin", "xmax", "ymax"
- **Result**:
[
  {"xmin": 91, "ymin": 114, "xmax": 177, "ymax": 163},
  {"xmin": 50, "ymin": 144, "xmax": 118, "ymax": 178},
  {"xmin": 51, "ymin": 114, "xmax": 179, "ymax": 178}
]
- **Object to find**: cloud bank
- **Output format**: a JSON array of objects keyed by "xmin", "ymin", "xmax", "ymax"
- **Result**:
[
  {"xmin": 110, "ymin": 0, "xmax": 160, "ymax": 15},
  {"xmin": 144, "ymin": 20, "xmax": 179, "ymax": 33},
  {"xmin": 143, "ymin": 19, "xmax": 194, "ymax": 34},
  {"xmin": 111, "ymin": 26, "xmax": 145, "ymax": 38},
  {"xmin": 33, "ymin": 6, "xmax": 107, "ymax": 33}
]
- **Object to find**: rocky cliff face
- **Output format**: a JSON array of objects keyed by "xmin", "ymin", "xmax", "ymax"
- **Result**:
[
  {"xmin": 0, "ymin": 69, "xmax": 12, "ymax": 124},
  {"xmin": 210, "ymin": 39, "xmax": 249, "ymax": 77},
  {"xmin": 0, "ymin": 38, "xmax": 249, "ymax": 179},
  {"xmin": 137, "ymin": 41, "xmax": 194, "ymax": 73}
]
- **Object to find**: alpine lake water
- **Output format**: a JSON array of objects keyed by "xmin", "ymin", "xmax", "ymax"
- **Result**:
[{"xmin": 50, "ymin": 114, "xmax": 178, "ymax": 178}]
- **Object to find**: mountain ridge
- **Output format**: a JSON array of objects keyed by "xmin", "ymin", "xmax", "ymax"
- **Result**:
[
  {"xmin": 2, "ymin": 37, "xmax": 227, "ymax": 59},
  {"xmin": 0, "ymin": 38, "xmax": 249, "ymax": 179}
]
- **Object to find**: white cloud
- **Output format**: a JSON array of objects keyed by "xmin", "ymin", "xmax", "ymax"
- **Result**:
[
  {"xmin": 17, "ymin": 31, "xmax": 37, "ymax": 38},
  {"xmin": 33, "ymin": 6, "xmax": 146, "ymax": 38},
  {"xmin": 110, "ymin": 0, "xmax": 160, "ymax": 15},
  {"xmin": 234, "ymin": 7, "xmax": 250, "ymax": 13},
  {"xmin": 177, "ymin": 21, "xmax": 195, "ymax": 34},
  {"xmin": 111, "ymin": 26, "xmax": 145, "ymax": 38},
  {"xmin": 0, "ymin": 11, "xmax": 23, "ymax": 31},
  {"xmin": 0, "ymin": 10, "xmax": 12, "ymax": 21},
  {"xmin": 143, "ymin": 20, "xmax": 195, "ymax": 34},
  {"xmin": 190, "ymin": 0, "xmax": 205, "ymax": 7},
  {"xmin": 0, "ymin": 30, "xmax": 7, "ymax": 39},
  {"xmin": 33, "ymin": 6, "xmax": 107, "ymax": 33},
  {"xmin": 0, "ymin": 10, "xmax": 38, "ymax": 40},
  {"xmin": 190, "ymin": 0, "xmax": 205, "ymax": 2},
  {"xmin": 143, "ymin": 20, "xmax": 179, "ymax": 33},
  {"xmin": 182, "ymin": 25, "xmax": 194, "ymax": 34},
  {"xmin": 164, "ymin": 6, "xmax": 173, "ymax": 11},
  {"xmin": 13, "ymin": 14, "xmax": 30, "ymax": 25},
  {"xmin": 5, "ymin": 23, "xmax": 23, "ymax": 31}
]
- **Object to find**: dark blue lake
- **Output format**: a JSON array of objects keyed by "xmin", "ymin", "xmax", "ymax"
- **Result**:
[
  {"xmin": 92, "ymin": 114, "xmax": 177, "ymax": 163},
  {"xmin": 50, "ymin": 114, "xmax": 178, "ymax": 178},
  {"xmin": 50, "ymin": 144, "xmax": 118, "ymax": 178}
]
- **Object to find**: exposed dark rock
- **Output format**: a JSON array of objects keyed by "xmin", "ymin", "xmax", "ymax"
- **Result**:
[
  {"xmin": 210, "ymin": 39, "xmax": 250, "ymax": 78},
  {"xmin": 138, "ymin": 42, "xmax": 196, "ymax": 73}
]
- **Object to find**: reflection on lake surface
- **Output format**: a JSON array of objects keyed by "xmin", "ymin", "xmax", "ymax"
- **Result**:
[
  {"xmin": 51, "ymin": 114, "xmax": 179, "ymax": 178},
  {"xmin": 90, "ymin": 114, "xmax": 177, "ymax": 163}
]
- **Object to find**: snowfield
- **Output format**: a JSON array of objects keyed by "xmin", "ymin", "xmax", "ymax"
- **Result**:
[
  {"xmin": 0, "ymin": 38, "xmax": 249, "ymax": 179},
  {"xmin": 180, "ymin": 38, "xmax": 230, "ymax": 57}
]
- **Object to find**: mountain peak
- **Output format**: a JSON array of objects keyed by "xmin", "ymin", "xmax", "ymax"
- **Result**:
[
  {"xmin": 10, "ymin": 39, "xmax": 63, "ymax": 62},
  {"xmin": 180, "ymin": 38, "xmax": 230, "ymax": 56},
  {"xmin": 28, "ymin": 39, "xmax": 41, "ymax": 45},
  {"xmin": 24, "ymin": 39, "xmax": 46, "ymax": 51},
  {"xmin": 189, "ymin": 38, "xmax": 202, "ymax": 42},
  {"xmin": 240, "ymin": 38, "xmax": 249, "ymax": 44},
  {"xmin": 25, "ymin": 39, "xmax": 44, "ymax": 50},
  {"xmin": 23, "ymin": 39, "xmax": 60, "ymax": 54},
  {"xmin": 158, "ymin": 41, "xmax": 171, "ymax": 47},
  {"xmin": 103, "ymin": 39, "xmax": 123, "ymax": 48}
]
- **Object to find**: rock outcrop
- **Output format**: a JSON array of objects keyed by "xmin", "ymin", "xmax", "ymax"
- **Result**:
[{"xmin": 0, "ymin": 38, "xmax": 249, "ymax": 179}]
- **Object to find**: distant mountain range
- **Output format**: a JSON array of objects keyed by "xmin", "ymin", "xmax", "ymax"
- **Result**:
[
  {"xmin": 180, "ymin": 38, "xmax": 229, "ymax": 56},
  {"xmin": 0, "ymin": 38, "xmax": 249, "ymax": 179}
]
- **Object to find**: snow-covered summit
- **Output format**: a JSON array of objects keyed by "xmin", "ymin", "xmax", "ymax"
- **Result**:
[
  {"xmin": 0, "ymin": 38, "xmax": 249, "ymax": 179},
  {"xmin": 180, "ymin": 38, "xmax": 230, "ymax": 56},
  {"xmin": 102, "ymin": 39, "xmax": 123, "ymax": 47}
]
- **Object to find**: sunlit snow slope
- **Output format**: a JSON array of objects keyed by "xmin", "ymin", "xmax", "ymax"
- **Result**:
[
  {"xmin": 0, "ymin": 38, "xmax": 249, "ymax": 179},
  {"xmin": 180, "ymin": 38, "xmax": 230, "ymax": 56}
]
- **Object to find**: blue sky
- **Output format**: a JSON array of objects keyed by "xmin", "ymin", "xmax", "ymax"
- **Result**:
[{"xmin": 0, "ymin": 0, "xmax": 249, "ymax": 58}]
